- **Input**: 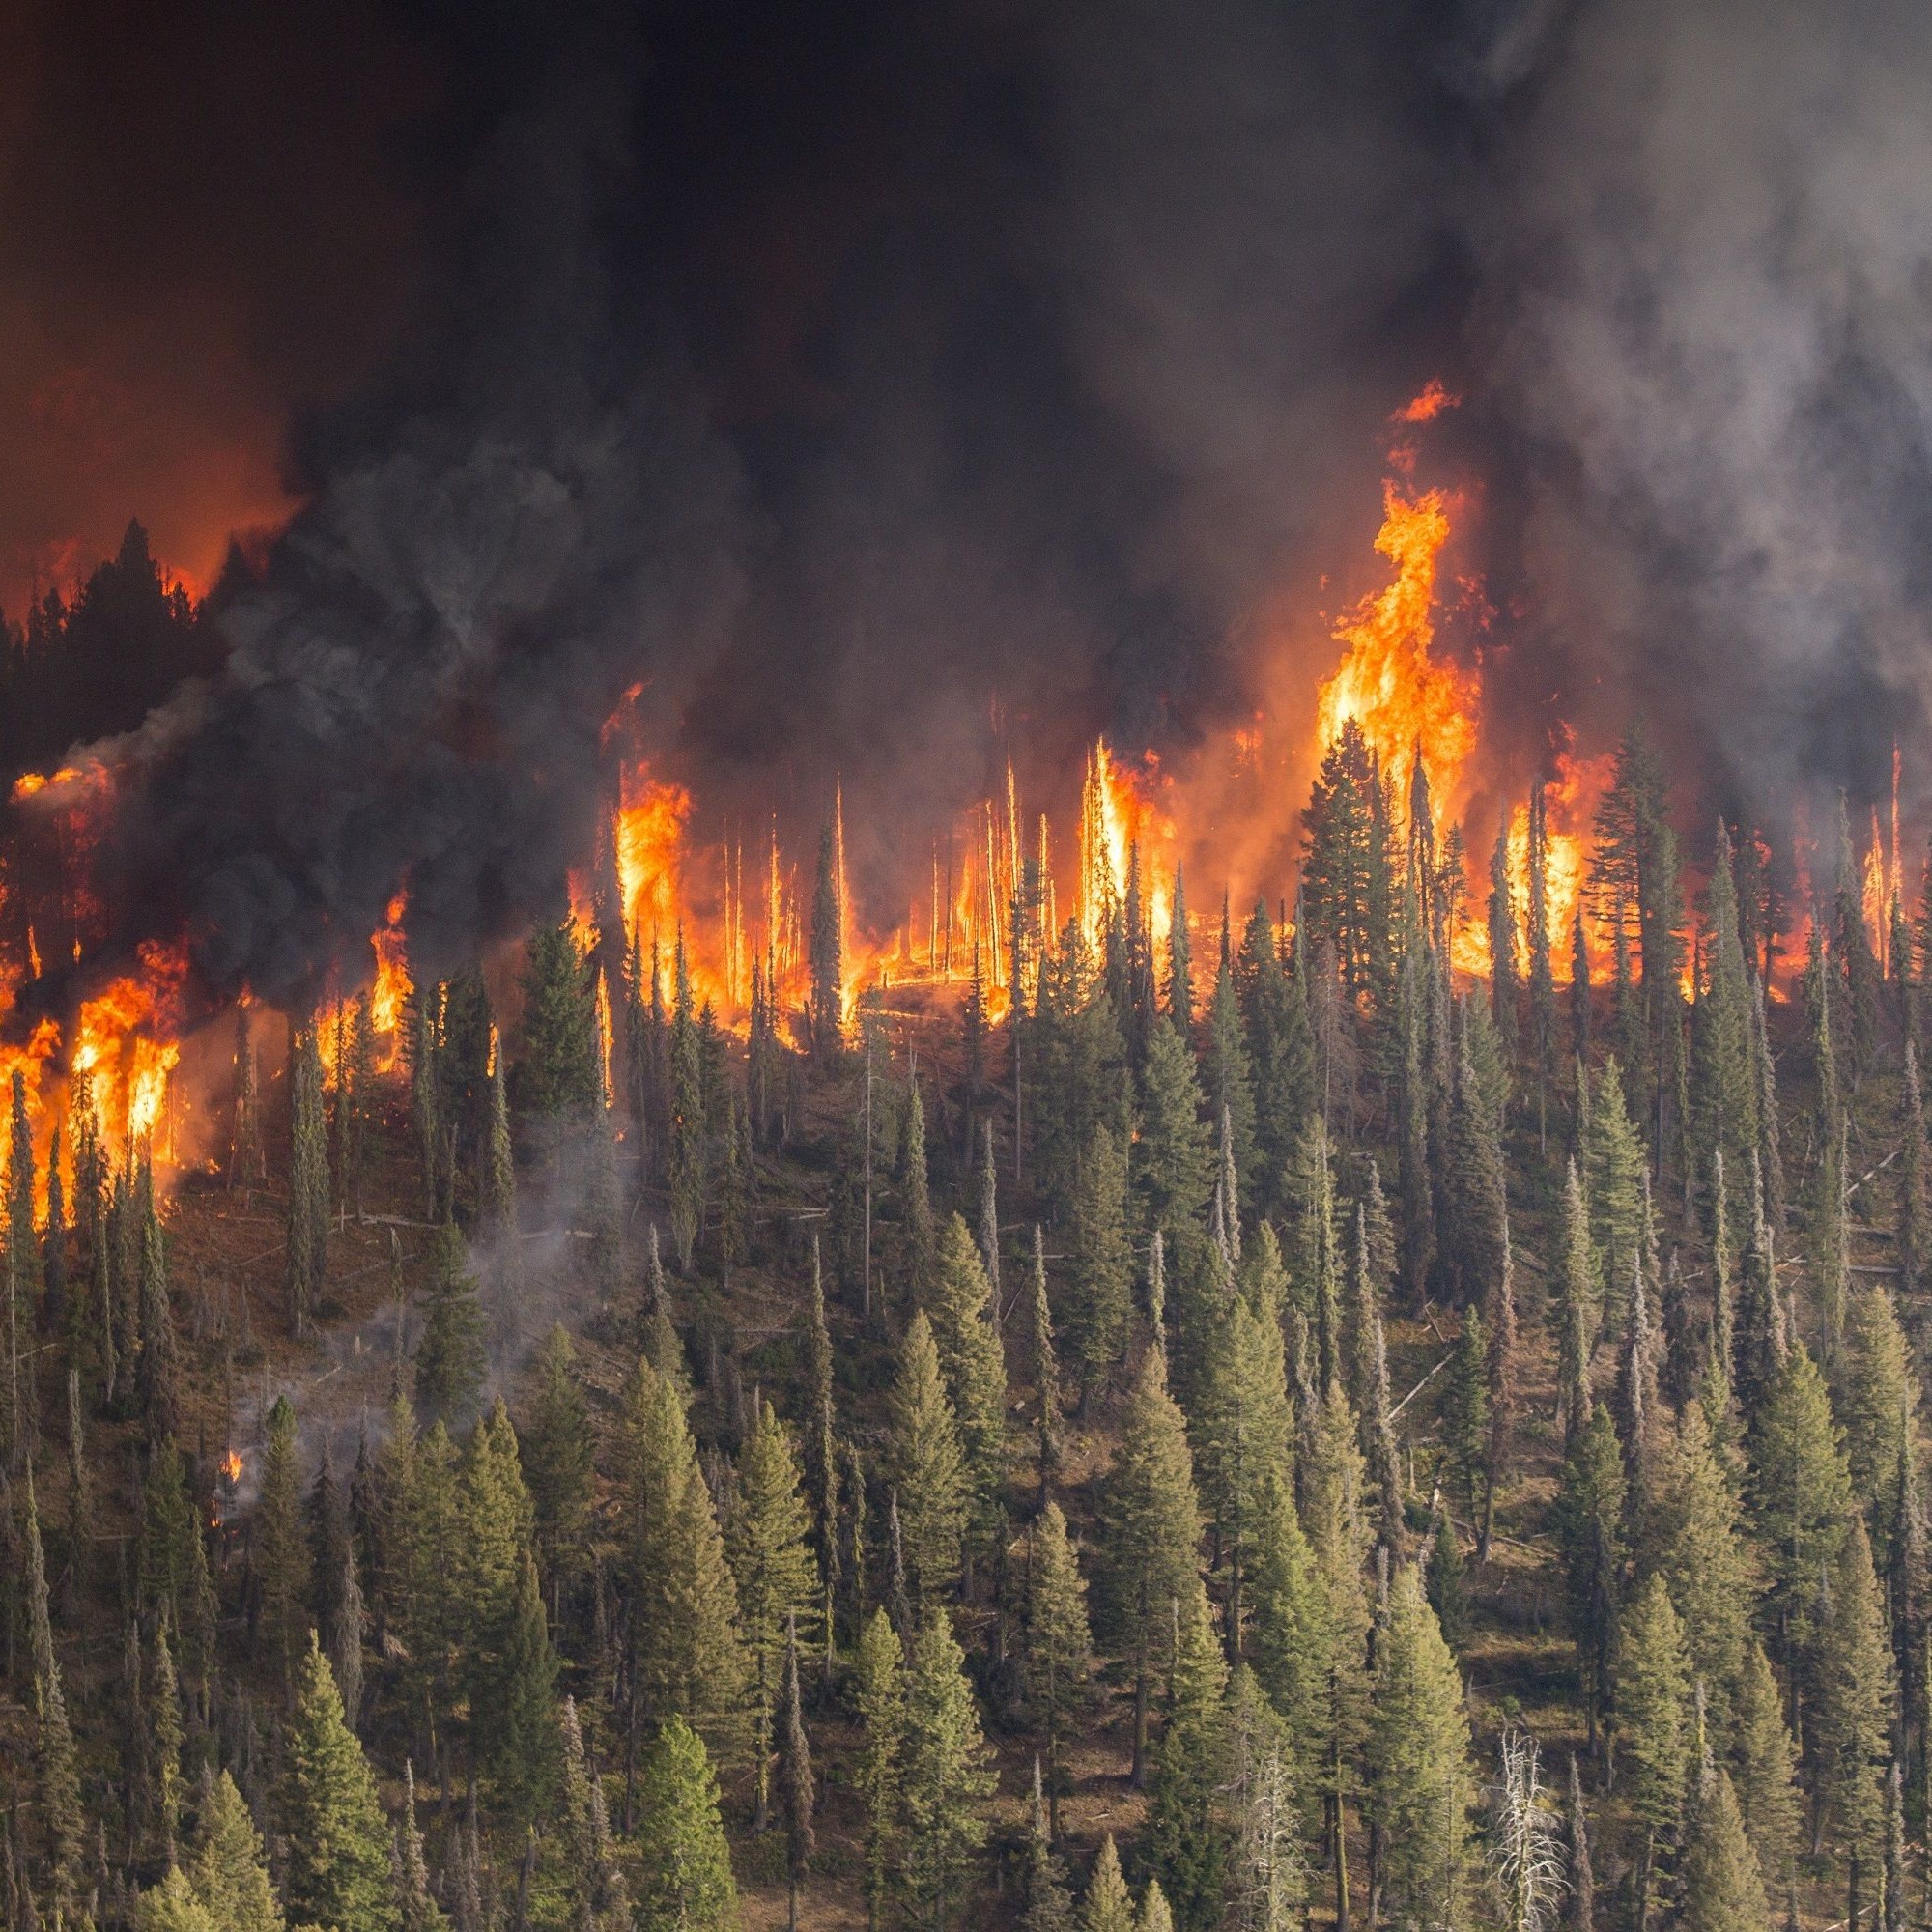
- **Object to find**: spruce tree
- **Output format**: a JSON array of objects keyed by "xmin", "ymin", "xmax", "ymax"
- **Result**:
[
  {"xmin": 1020, "ymin": 1758, "xmax": 1074, "ymax": 1932},
  {"xmin": 1025, "ymin": 1499, "xmax": 1093, "ymax": 1838},
  {"xmin": 1365, "ymin": 1569, "xmax": 1475, "ymax": 1932},
  {"xmin": 1246, "ymin": 1471, "xmax": 1334, "ymax": 1785},
  {"xmin": 1841, "ymin": 1282, "xmax": 1912, "ymax": 1565},
  {"xmin": 256, "ymin": 1394, "xmax": 311, "ymax": 1689},
  {"xmin": 1066, "ymin": 1122, "xmax": 1132, "ymax": 1396},
  {"xmin": 1146, "ymin": 1585, "xmax": 1231, "ymax": 1931},
  {"xmin": 1555, "ymin": 1157, "xmax": 1597, "ymax": 1446},
  {"xmin": 1728, "ymin": 1639, "xmax": 1801, "ymax": 1910},
  {"xmin": 413, "ymin": 1223, "xmax": 487, "ymax": 1427},
  {"xmin": 634, "ymin": 1717, "xmax": 738, "ymax": 1932},
  {"xmin": 23, "ymin": 1475, "xmax": 83, "ymax": 1916},
  {"xmin": 619, "ymin": 1356, "xmax": 750, "ymax": 1757},
  {"xmin": 901, "ymin": 1077, "xmax": 937, "ymax": 1301},
  {"xmin": 1441, "ymin": 1304, "xmax": 1490, "ymax": 1526},
  {"xmin": 1137, "ymin": 1017, "xmax": 1212, "ymax": 1237},
  {"xmin": 559, "ymin": 1696, "xmax": 631, "ymax": 1932},
  {"xmin": 1481, "ymin": 1232, "xmax": 1519, "ymax": 1559},
  {"xmin": 190, "ymin": 1770, "xmax": 282, "ymax": 1932},
  {"xmin": 1554, "ymin": 1405, "xmax": 1626, "ymax": 1747},
  {"xmin": 138, "ymin": 1201, "xmax": 182, "ymax": 1446},
  {"xmin": 1680, "ymin": 1759, "xmax": 1769, "ymax": 1932},
  {"xmin": 514, "ymin": 918, "xmax": 599, "ymax": 1122},
  {"xmin": 898, "ymin": 1603, "xmax": 995, "ymax": 1932},
  {"xmin": 1615, "ymin": 1574, "xmax": 1691, "ymax": 1923},
  {"xmin": 778, "ymin": 1623, "xmax": 816, "ymax": 1932},
  {"xmin": 1195, "ymin": 1286, "xmax": 1292, "ymax": 1640},
  {"xmin": 1902, "ymin": 1041, "xmax": 1930, "ymax": 1295},
  {"xmin": 1748, "ymin": 1344, "xmax": 1853, "ymax": 1690},
  {"xmin": 394, "ymin": 1761, "xmax": 450, "ymax": 1932},
  {"xmin": 1813, "ymin": 1515, "xmax": 1893, "ymax": 1926},
  {"xmin": 1083, "ymin": 1834, "xmax": 1134, "ymax": 1932},
  {"xmin": 1029, "ymin": 1226, "xmax": 1064, "ymax": 1499},
  {"xmin": 888, "ymin": 1312, "xmax": 968, "ymax": 1606},
  {"xmin": 1206, "ymin": 960, "xmax": 1259, "ymax": 1202},
  {"xmin": 725, "ymin": 1394, "xmax": 818, "ymax": 1826},
  {"xmin": 285, "ymin": 1016, "xmax": 330, "ymax": 1336},
  {"xmin": 926, "ymin": 1213, "xmax": 1008, "ymax": 1555},
  {"xmin": 278, "ymin": 1636, "xmax": 396, "ymax": 1932},
  {"xmin": 1100, "ymin": 1348, "xmax": 1206, "ymax": 1784},
  {"xmin": 521, "ymin": 1324, "xmax": 593, "ymax": 1601},
  {"xmin": 1585, "ymin": 1057, "xmax": 1646, "ymax": 1317},
  {"xmin": 1651, "ymin": 1401, "xmax": 1753, "ymax": 1728},
  {"xmin": 854, "ymin": 1607, "xmax": 906, "ymax": 1932}
]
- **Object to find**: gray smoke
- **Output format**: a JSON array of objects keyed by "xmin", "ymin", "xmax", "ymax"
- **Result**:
[{"xmin": 67, "ymin": 0, "xmax": 1932, "ymax": 1006}]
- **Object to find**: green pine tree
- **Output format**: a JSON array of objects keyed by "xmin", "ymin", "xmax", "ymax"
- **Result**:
[
  {"xmin": 1615, "ymin": 1574, "xmax": 1692, "ymax": 1921},
  {"xmin": 413, "ymin": 1224, "xmax": 487, "ymax": 1427},
  {"xmin": 1146, "ymin": 1584, "xmax": 1231, "ymax": 1931},
  {"xmin": 725, "ymin": 1395, "xmax": 819, "ymax": 1826},
  {"xmin": 278, "ymin": 1635, "xmax": 397, "ymax": 1932},
  {"xmin": 1083, "ymin": 1834, "xmax": 1134, "ymax": 1932},
  {"xmin": 1066, "ymin": 1123, "xmax": 1132, "ymax": 1397},
  {"xmin": 1680, "ymin": 1759, "xmax": 1769, "ymax": 1932},
  {"xmin": 897, "ymin": 1603, "xmax": 995, "ymax": 1932},
  {"xmin": 190, "ymin": 1769, "xmax": 284, "ymax": 1932},
  {"xmin": 521, "ymin": 1324, "xmax": 594, "ymax": 1599},
  {"xmin": 1024, "ymin": 1499, "xmax": 1092, "ymax": 1837},
  {"xmin": 634, "ymin": 1716, "xmax": 739, "ymax": 1932},
  {"xmin": 1365, "ymin": 1568, "xmax": 1476, "ymax": 1932},
  {"xmin": 257, "ymin": 1394, "xmax": 311, "ymax": 1689},
  {"xmin": 1100, "ymin": 1348, "xmax": 1206, "ymax": 1785},
  {"xmin": 888, "ymin": 1312, "xmax": 968, "ymax": 1607},
  {"xmin": 620, "ymin": 1355, "xmax": 751, "ymax": 1758},
  {"xmin": 854, "ymin": 1607, "xmax": 906, "ymax": 1932},
  {"xmin": 925, "ymin": 1214, "xmax": 1009, "ymax": 1555}
]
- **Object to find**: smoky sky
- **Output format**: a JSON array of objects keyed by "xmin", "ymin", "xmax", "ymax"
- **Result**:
[{"xmin": 16, "ymin": 0, "xmax": 1932, "ymax": 1001}]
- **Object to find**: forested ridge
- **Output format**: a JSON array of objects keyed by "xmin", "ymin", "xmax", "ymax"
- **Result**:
[{"xmin": 4, "ymin": 722, "xmax": 1926, "ymax": 1932}]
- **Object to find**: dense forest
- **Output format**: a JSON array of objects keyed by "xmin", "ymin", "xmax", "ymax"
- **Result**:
[{"xmin": 2, "ymin": 717, "xmax": 1924, "ymax": 1932}]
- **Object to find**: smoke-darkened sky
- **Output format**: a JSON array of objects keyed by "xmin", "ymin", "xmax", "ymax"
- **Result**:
[{"xmin": 11, "ymin": 0, "xmax": 1932, "ymax": 996}]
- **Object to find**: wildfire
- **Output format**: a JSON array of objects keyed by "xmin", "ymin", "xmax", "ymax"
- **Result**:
[
  {"xmin": 220, "ymin": 1448, "xmax": 243, "ymax": 1485},
  {"xmin": 71, "ymin": 937, "xmax": 188, "ymax": 1161},
  {"xmin": 1315, "ymin": 480, "xmax": 1477, "ymax": 829},
  {"xmin": 369, "ymin": 891, "xmax": 412, "ymax": 1068},
  {"xmin": 1078, "ymin": 741, "xmax": 1176, "ymax": 951}
]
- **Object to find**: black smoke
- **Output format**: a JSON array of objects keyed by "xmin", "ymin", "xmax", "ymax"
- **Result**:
[{"xmin": 37, "ymin": 0, "xmax": 1932, "ymax": 1002}]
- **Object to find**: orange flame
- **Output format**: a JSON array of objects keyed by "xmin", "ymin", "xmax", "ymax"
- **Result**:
[
  {"xmin": 369, "ymin": 891, "xmax": 412, "ymax": 1067},
  {"xmin": 1314, "ymin": 481, "xmax": 1477, "ymax": 829}
]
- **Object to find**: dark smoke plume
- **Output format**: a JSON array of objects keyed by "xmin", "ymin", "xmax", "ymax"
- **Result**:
[{"xmin": 50, "ymin": 0, "xmax": 1932, "ymax": 1001}]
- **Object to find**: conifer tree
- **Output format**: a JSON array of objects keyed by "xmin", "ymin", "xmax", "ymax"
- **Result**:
[
  {"xmin": 278, "ymin": 1636, "xmax": 396, "ymax": 1932},
  {"xmin": 138, "ymin": 1865, "xmax": 220, "ymax": 1932},
  {"xmin": 888, "ymin": 1312, "xmax": 967, "ymax": 1606},
  {"xmin": 1168, "ymin": 867, "xmax": 1194, "ymax": 1030},
  {"xmin": 1101, "ymin": 1348, "xmax": 1206, "ymax": 1784},
  {"xmin": 515, "ymin": 918, "xmax": 599, "ymax": 1122},
  {"xmin": 394, "ymin": 1761, "xmax": 450, "ymax": 1932},
  {"xmin": 1147, "ymin": 1584, "xmax": 1231, "ymax": 1931},
  {"xmin": 257, "ymin": 1394, "xmax": 311, "ymax": 1689},
  {"xmin": 1025, "ymin": 1499, "xmax": 1093, "ymax": 1837},
  {"xmin": 1482, "ymin": 1232, "xmax": 1519, "ymax": 1559},
  {"xmin": 619, "ymin": 1356, "xmax": 750, "ymax": 1756},
  {"xmin": 1137, "ymin": 1881, "xmax": 1175, "ymax": 1932},
  {"xmin": 1083, "ymin": 1834, "xmax": 1135, "ymax": 1932},
  {"xmin": 1489, "ymin": 816, "xmax": 1520, "ymax": 1059},
  {"xmin": 484, "ymin": 1037, "xmax": 515, "ymax": 1236},
  {"xmin": 1196, "ymin": 1286, "xmax": 1292, "ymax": 1639},
  {"xmin": 976, "ymin": 1117, "xmax": 1002, "ymax": 1318},
  {"xmin": 1366, "ymin": 1569, "xmax": 1475, "ymax": 1932},
  {"xmin": 634, "ymin": 1716, "xmax": 738, "ymax": 1932},
  {"xmin": 1680, "ymin": 1758, "xmax": 1769, "ymax": 1932},
  {"xmin": 1651, "ymin": 1404, "xmax": 1753, "ymax": 1725},
  {"xmin": 1206, "ymin": 960, "xmax": 1259, "ymax": 1200},
  {"xmin": 1425, "ymin": 1506, "xmax": 1470, "ymax": 1654},
  {"xmin": 1285, "ymin": 1118, "xmax": 1342, "ymax": 1383},
  {"xmin": 1138, "ymin": 1017, "xmax": 1212, "ymax": 1237},
  {"xmin": 1842, "ymin": 1282, "xmax": 1913, "ymax": 1566},
  {"xmin": 1617, "ymin": 1574, "xmax": 1691, "ymax": 1924},
  {"xmin": 777, "ymin": 1622, "xmax": 815, "ymax": 1931},
  {"xmin": 1564, "ymin": 1754, "xmax": 1595, "ymax": 1932},
  {"xmin": 926, "ymin": 1214, "xmax": 1008, "ymax": 1553},
  {"xmin": 1584, "ymin": 1057, "xmax": 1645, "ymax": 1316},
  {"xmin": 23, "ymin": 1474, "xmax": 84, "ymax": 1916},
  {"xmin": 899, "ymin": 1602, "xmax": 995, "ymax": 1932},
  {"xmin": 285, "ymin": 1016, "xmax": 330, "ymax": 1336},
  {"xmin": 900, "ymin": 1077, "xmax": 937, "ymax": 1300},
  {"xmin": 1021, "ymin": 1758, "xmax": 1075, "ymax": 1932},
  {"xmin": 1748, "ymin": 1343, "xmax": 1853, "ymax": 1690},
  {"xmin": 1066, "ymin": 1122, "xmax": 1132, "ymax": 1396},
  {"xmin": 1728, "ymin": 1639, "xmax": 1801, "ymax": 1913},
  {"xmin": 1554, "ymin": 1405, "xmax": 1626, "ymax": 1747},
  {"xmin": 854, "ymin": 1607, "xmax": 906, "ymax": 1932},
  {"xmin": 521, "ymin": 1324, "xmax": 593, "ymax": 1603},
  {"xmin": 413, "ymin": 1224, "xmax": 487, "ymax": 1427},
  {"xmin": 559, "ymin": 1696, "xmax": 631, "ymax": 1932},
  {"xmin": 1901, "ymin": 1043, "xmax": 1931, "ymax": 1303},
  {"xmin": 138, "ymin": 1199, "xmax": 182, "ymax": 1452},
  {"xmin": 1441, "ymin": 1304, "xmax": 1490, "ymax": 1526},
  {"xmin": 1555, "ymin": 1158, "xmax": 1596, "ymax": 1446},
  {"xmin": 1029, "ymin": 1226, "xmax": 1063, "ymax": 1500},
  {"xmin": 1246, "ymin": 1471, "xmax": 1333, "ymax": 1783},
  {"xmin": 1814, "ymin": 1515, "xmax": 1893, "ymax": 1927},
  {"xmin": 191, "ymin": 1770, "xmax": 282, "ymax": 1932},
  {"xmin": 726, "ymin": 1394, "xmax": 818, "ymax": 1826},
  {"xmin": 1442, "ymin": 1035, "xmax": 1509, "ymax": 1314}
]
